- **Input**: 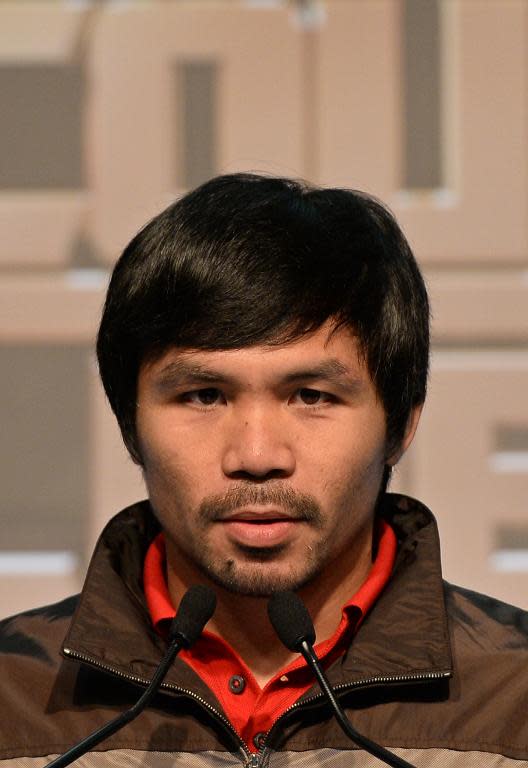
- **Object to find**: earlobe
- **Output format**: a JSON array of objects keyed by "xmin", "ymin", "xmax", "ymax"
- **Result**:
[{"xmin": 386, "ymin": 404, "xmax": 423, "ymax": 466}]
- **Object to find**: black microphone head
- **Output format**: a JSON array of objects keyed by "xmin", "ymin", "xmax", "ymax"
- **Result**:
[
  {"xmin": 168, "ymin": 585, "xmax": 216, "ymax": 648},
  {"xmin": 267, "ymin": 591, "xmax": 316, "ymax": 651}
]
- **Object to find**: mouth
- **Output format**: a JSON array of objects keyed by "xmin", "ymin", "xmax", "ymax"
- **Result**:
[
  {"xmin": 218, "ymin": 507, "xmax": 304, "ymax": 547},
  {"xmin": 224, "ymin": 507, "xmax": 299, "ymax": 522}
]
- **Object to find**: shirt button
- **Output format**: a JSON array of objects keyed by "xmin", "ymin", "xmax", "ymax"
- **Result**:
[
  {"xmin": 253, "ymin": 732, "xmax": 267, "ymax": 750},
  {"xmin": 228, "ymin": 674, "xmax": 246, "ymax": 694}
]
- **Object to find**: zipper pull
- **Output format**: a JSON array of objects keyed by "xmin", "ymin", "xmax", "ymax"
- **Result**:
[{"xmin": 245, "ymin": 754, "xmax": 260, "ymax": 768}]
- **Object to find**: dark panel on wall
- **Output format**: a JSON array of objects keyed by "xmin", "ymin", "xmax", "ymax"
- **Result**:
[
  {"xmin": 0, "ymin": 64, "xmax": 84, "ymax": 189},
  {"xmin": 1, "ymin": 346, "xmax": 89, "ymax": 551}
]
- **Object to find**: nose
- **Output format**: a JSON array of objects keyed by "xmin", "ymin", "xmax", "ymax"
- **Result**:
[{"xmin": 221, "ymin": 405, "xmax": 296, "ymax": 481}]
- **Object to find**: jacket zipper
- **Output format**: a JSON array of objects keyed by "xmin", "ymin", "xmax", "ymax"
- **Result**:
[
  {"xmin": 64, "ymin": 646, "xmax": 450, "ymax": 768},
  {"xmin": 256, "ymin": 669, "xmax": 452, "ymax": 765},
  {"xmin": 62, "ymin": 646, "xmax": 253, "ymax": 764}
]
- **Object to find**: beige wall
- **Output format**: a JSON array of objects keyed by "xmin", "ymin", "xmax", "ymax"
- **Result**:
[{"xmin": 1, "ymin": 0, "xmax": 527, "ymax": 617}]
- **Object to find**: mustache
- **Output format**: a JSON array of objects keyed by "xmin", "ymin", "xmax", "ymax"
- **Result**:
[{"xmin": 198, "ymin": 484, "xmax": 323, "ymax": 526}]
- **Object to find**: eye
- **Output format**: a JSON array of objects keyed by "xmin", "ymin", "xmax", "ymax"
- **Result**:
[
  {"xmin": 295, "ymin": 388, "xmax": 333, "ymax": 406},
  {"xmin": 183, "ymin": 388, "xmax": 224, "ymax": 407}
]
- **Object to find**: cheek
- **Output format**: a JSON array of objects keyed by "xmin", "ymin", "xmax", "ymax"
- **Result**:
[
  {"xmin": 311, "ymin": 421, "xmax": 387, "ymax": 498},
  {"xmin": 140, "ymin": 444, "xmax": 197, "ymax": 538},
  {"xmin": 318, "ymin": 419, "xmax": 387, "ymax": 471},
  {"xmin": 138, "ymin": 410, "xmax": 186, "ymax": 469},
  {"xmin": 138, "ymin": 424, "xmax": 190, "ymax": 499}
]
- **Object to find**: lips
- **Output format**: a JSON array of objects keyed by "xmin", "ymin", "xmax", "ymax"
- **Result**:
[
  {"xmin": 217, "ymin": 507, "xmax": 303, "ymax": 547},
  {"xmin": 223, "ymin": 508, "xmax": 298, "ymax": 523}
]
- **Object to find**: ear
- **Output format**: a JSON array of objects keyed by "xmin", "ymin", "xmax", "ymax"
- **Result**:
[{"xmin": 386, "ymin": 404, "xmax": 423, "ymax": 466}]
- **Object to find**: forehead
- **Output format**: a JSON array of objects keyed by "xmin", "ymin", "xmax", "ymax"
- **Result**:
[{"xmin": 140, "ymin": 323, "xmax": 370, "ymax": 387}]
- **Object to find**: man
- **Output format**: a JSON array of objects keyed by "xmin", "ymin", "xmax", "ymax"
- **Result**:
[{"xmin": 1, "ymin": 173, "xmax": 527, "ymax": 767}]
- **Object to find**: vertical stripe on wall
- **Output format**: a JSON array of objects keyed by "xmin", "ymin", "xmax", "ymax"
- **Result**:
[
  {"xmin": 177, "ymin": 60, "xmax": 217, "ymax": 189},
  {"xmin": 403, "ymin": 0, "xmax": 442, "ymax": 189}
]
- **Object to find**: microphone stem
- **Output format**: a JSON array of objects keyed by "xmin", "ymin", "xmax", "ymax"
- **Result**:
[{"xmin": 299, "ymin": 640, "xmax": 416, "ymax": 768}]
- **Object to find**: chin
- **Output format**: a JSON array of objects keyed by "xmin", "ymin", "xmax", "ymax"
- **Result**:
[{"xmin": 201, "ymin": 557, "xmax": 320, "ymax": 598}]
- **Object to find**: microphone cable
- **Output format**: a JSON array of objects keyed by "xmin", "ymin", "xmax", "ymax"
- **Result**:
[
  {"xmin": 47, "ymin": 584, "xmax": 216, "ymax": 768},
  {"xmin": 268, "ymin": 591, "xmax": 416, "ymax": 768}
]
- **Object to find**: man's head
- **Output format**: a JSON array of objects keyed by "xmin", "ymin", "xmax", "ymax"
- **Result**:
[
  {"xmin": 97, "ymin": 173, "xmax": 429, "ymax": 598},
  {"xmin": 97, "ymin": 172, "xmax": 429, "ymax": 464}
]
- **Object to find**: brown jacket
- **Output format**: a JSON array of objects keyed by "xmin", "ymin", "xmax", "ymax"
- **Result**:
[{"xmin": 1, "ymin": 495, "xmax": 527, "ymax": 767}]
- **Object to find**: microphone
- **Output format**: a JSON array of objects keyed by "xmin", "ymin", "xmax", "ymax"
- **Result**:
[
  {"xmin": 48, "ymin": 584, "xmax": 216, "ymax": 768},
  {"xmin": 268, "ymin": 591, "xmax": 416, "ymax": 768}
]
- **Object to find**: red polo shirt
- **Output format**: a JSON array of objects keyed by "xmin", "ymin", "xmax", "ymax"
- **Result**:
[{"xmin": 144, "ymin": 520, "xmax": 396, "ymax": 752}]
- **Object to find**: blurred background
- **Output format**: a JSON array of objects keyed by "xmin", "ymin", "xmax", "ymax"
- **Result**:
[{"xmin": 1, "ymin": 0, "xmax": 527, "ymax": 617}]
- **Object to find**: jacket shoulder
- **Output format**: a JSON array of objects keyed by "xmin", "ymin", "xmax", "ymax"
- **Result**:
[
  {"xmin": 443, "ymin": 582, "xmax": 528, "ymax": 754},
  {"xmin": 0, "ymin": 594, "xmax": 79, "ymax": 660},
  {"xmin": 0, "ymin": 595, "xmax": 80, "ymax": 758},
  {"xmin": 445, "ymin": 581, "xmax": 528, "ymax": 641}
]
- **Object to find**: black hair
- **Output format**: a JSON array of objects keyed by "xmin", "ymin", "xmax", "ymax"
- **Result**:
[{"xmin": 97, "ymin": 173, "xmax": 429, "ymax": 463}]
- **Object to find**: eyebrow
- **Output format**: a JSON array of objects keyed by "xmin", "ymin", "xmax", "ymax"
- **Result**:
[
  {"xmin": 284, "ymin": 358, "xmax": 362, "ymax": 391},
  {"xmin": 152, "ymin": 357, "xmax": 363, "ymax": 393},
  {"xmin": 153, "ymin": 360, "xmax": 235, "ymax": 391}
]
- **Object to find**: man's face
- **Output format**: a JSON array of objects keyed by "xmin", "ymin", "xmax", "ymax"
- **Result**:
[{"xmin": 136, "ymin": 323, "xmax": 403, "ymax": 598}]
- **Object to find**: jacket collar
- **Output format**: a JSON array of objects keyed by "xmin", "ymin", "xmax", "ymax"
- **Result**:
[
  {"xmin": 62, "ymin": 495, "xmax": 452, "ymax": 706},
  {"xmin": 331, "ymin": 494, "xmax": 453, "ymax": 688}
]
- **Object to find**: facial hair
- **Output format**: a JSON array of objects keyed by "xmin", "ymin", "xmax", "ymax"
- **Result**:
[{"xmin": 163, "ymin": 483, "xmax": 330, "ymax": 597}]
